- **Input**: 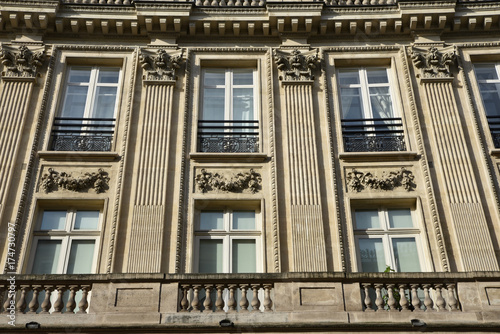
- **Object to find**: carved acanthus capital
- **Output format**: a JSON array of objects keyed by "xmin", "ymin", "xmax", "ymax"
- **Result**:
[
  {"xmin": 411, "ymin": 46, "xmax": 457, "ymax": 79},
  {"xmin": 346, "ymin": 167, "xmax": 416, "ymax": 192},
  {"xmin": 274, "ymin": 48, "xmax": 320, "ymax": 82},
  {"xmin": 140, "ymin": 48, "xmax": 183, "ymax": 83},
  {"xmin": 40, "ymin": 168, "xmax": 110, "ymax": 194},
  {"xmin": 195, "ymin": 169, "xmax": 262, "ymax": 193},
  {"xmin": 1, "ymin": 45, "xmax": 45, "ymax": 80}
]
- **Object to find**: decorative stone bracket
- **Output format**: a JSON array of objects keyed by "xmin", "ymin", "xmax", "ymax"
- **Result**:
[
  {"xmin": 140, "ymin": 48, "xmax": 183, "ymax": 83},
  {"xmin": 346, "ymin": 167, "xmax": 415, "ymax": 192},
  {"xmin": 195, "ymin": 169, "xmax": 262, "ymax": 193},
  {"xmin": 40, "ymin": 168, "xmax": 110, "ymax": 194},
  {"xmin": 1, "ymin": 45, "xmax": 45, "ymax": 80},
  {"xmin": 411, "ymin": 45, "xmax": 457, "ymax": 79},
  {"xmin": 274, "ymin": 48, "xmax": 320, "ymax": 82}
]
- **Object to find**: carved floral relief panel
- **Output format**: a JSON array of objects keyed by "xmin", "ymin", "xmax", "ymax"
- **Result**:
[
  {"xmin": 194, "ymin": 168, "xmax": 262, "ymax": 194},
  {"xmin": 345, "ymin": 167, "xmax": 416, "ymax": 192},
  {"xmin": 39, "ymin": 167, "xmax": 110, "ymax": 194}
]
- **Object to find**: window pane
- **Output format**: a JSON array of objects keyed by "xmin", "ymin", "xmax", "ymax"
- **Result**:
[
  {"xmin": 341, "ymin": 88, "xmax": 363, "ymax": 119},
  {"xmin": 232, "ymin": 239, "xmax": 256, "ymax": 273},
  {"xmin": 199, "ymin": 239, "xmax": 223, "ymax": 273},
  {"xmin": 93, "ymin": 86, "xmax": 117, "ymax": 118},
  {"xmin": 475, "ymin": 65, "xmax": 498, "ymax": 81},
  {"xmin": 66, "ymin": 240, "xmax": 95, "ymax": 274},
  {"xmin": 358, "ymin": 238, "xmax": 386, "ymax": 272},
  {"xmin": 68, "ymin": 68, "xmax": 91, "ymax": 83},
  {"xmin": 200, "ymin": 211, "xmax": 224, "ymax": 230},
  {"xmin": 388, "ymin": 209, "xmax": 413, "ymax": 228},
  {"xmin": 233, "ymin": 70, "xmax": 253, "ymax": 85},
  {"xmin": 61, "ymin": 86, "xmax": 88, "ymax": 118},
  {"xmin": 369, "ymin": 87, "xmax": 394, "ymax": 118},
  {"xmin": 354, "ymin": 210, "xmax": 380, "ymax": 229},
  {"xmin": 233, "ymin": 88, "xmax": 254, "ymax": 121},
  {"xmin": 203, "ymin": 88, "xmax": 225, "ymax": 120},
  {"xmin": 232, "ymin": 211, "xmax": 255, "ymax": 230},
  {"xmin": 40, "ymin": 211, "xmax": 67, "ymax": 230},
  {"xmin": 31, "ymin": 240, "xmax": 62, "ymax": 274},
  {"xmin": 339, "ymin": 70, "xmax": 360, "ymax": 85},
  {"xmin": 98, "ymin": 68, "xmax": 120, "ymax": 84},
  {"xmin": 392, "ymin": 238, "xmax": 421, "ymax": 272},
  {"xmin": 367, "ymin": 68, "xmax": 389, "ymax": 84},
  {"xmin": 479, "ymin": 84, "xmax": 500, "ymax": 116},
  {"xmin": 204, "ymin": 70, "xmax": 225, "ymax": 86},
  {"xmin": 74, "ymin": 211, "xmax": 99, "ymax": 230}
]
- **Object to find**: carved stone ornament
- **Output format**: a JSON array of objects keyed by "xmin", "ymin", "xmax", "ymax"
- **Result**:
[
  {"xmin": 274, "ymin": 49, "xmax": 320, "ymax": 81},
  {"xmin": 411, "ymin": 46, "xmax": 457, "ymax": 79},
  {"xmin": 40, "ymin": 168, "xmax": 110, "ymax": 194},
  {"xmin": 195, "ymin": 169, "xmax": 262, "ymax": 193},
  {"xmin": 346, "ymin": 167, "xmax": 416, "ymax": 192},
  {"xmin": 1, "ymin": 45, "xmax": 44, "ymax": 79},
  {"xmin": 140, "ymin": 48, "xmax": 183, "ymax": 82}
]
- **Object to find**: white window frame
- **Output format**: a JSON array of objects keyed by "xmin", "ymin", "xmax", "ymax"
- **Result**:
[
  {"xmin": 194, "ymin": 209, "xmax": 262, "ymax": 274},
  {"xmin": 27, "ymin": 209, "xmax": 101, "ymax": 274},
  {"xmin": 353, "ymin": 207, "xmax": 425, "ymax": 273},
  {"xmin": 474, "ymin": 63, "xmax": 500, "ymax": 115},
  {"xmin": 338, "ymin": 67, "xmax": 397, "ymax": 120},
  {"xmin": 60, "ymin": 66, "xmax": 122, "ymax": 120}
]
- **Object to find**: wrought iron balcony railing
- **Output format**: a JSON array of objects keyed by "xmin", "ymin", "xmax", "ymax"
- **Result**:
[
  {"xmin": 51, "ymin": 117, "xmax": 115, "ymax": 152},
  {"xmin": 341, "ymin": 117, "xmax": 406, "ymax": 152},
  {"xmin": 198, "ymin": 120, "xmax": 259, "ymax": 153},
  {"xmin": 487, "ymin": 115, "xmax": 500, "ymax": 148}
]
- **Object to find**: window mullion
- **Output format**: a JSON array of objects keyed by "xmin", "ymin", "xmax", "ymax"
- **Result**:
[
  {"xmin": 360, "ymin": 68, "xmax": 372, "ymax": 120},
  {"xmin": 85, "ymin": 67, "xmax": 99, "ymax": 119}
]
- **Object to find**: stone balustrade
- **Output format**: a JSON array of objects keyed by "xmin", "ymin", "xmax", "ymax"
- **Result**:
[{"xmin": 61, "ymin": 0, "xmax": 132, "ymax": 4}]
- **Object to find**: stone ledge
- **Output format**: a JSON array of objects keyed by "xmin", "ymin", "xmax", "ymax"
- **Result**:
[
  {"xmin": 339, "ymin": 151, "xmax": 419, "ymax": 162},
  {"xmin": 190, "ymin": 152, "xmax": 269, "ymax": 162},
  {"xmin": 38, "ymin": 151, "xmax": 121, "ymax": 162}
]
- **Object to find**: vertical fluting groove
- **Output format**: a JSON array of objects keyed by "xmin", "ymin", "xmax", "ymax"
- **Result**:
[
  {"xmin": 284, "ymin": 82, "xmax": 326, "ymax": 272},
  {"xmin": 0, "ymin": 81, "xmax": 33, "ymax": 205},
  {"xmin": 128, "ymin": 82, "xmax": 173, "ymax": 272}
]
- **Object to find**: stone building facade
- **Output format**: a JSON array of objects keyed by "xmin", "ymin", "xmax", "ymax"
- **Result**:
[{"xmin": 1, "ymin": 0, "xmax": 500, "ymax": 332}]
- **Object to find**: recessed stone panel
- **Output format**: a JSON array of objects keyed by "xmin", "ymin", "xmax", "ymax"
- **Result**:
[
  {"xmin": 300, "ymin": 287, "xmax": 337, "ymax": 306},
  {"xmin": 486, "ymin": 287, "xmax": 500, "ymax": 306}
]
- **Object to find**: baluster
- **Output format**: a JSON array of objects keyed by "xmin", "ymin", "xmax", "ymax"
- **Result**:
[
  {"xmin": 386, "ymin": 284, "xmax": 397, "ymax": 311},
  {"xmin": 3, "ymin": 287, "xmax": 14, "ymax": 314},
  {"xmin": 362, "ymin": 284, "xmax": 374, "ymax": 311},
  {"xmin": 66, "ymin": 285, "xmax": 79, "ymax": 314},
  {"xmin": 40, "ymin": 286, "xmax": 54, "ymax": 314},
  {"xmin": 422, "ymin": 284, "xmax": 434, "ymax": 311},
  {"xmin": 263, "ymin": 284, "xmax": 273, "ymax": 312},
  {"xmin": 191, "ymin": 285, "xmax": 201, "ymax": 312},
  {"xmin": 53, "ymin": 286, "xmax": 66, "ymax": 313},
  {"xmin": 411, "ymin": 284, "xmax": 422, "ymax": 311},
  {"xmin": 77, "ymin": 285, "xmax": 90, "ymax": 314},
  {"xmin": 227, "ymin": 284, "xmax": 237, "ymax": 312},
  {"xmin": 203, "ymin": 285, "xmax": 213, "ymax": 312},
  {"xmin": 398, "ymin": 284, "xmax": 409, "ymax": 312},
  {"xmin": 434, "ymin": 284, "xmax": 446, "ymax": 311},
  {"xmin": 28, "ymin": 286, "xmax": 41, "ymax": 314},
  {"xmin": 180, "ymin": 285, "xmax": 190, "ymax": 312},
  {"xmin": 215, "ymin": 284, "xmax": 225, "ymax": 312},
  {"xmin": 374, "ymin": 284, "xmax": 384, "ymax": 311},
  {"xmin": 251, "ymin": 284, "xmax": 261, "ymax": 312},
  {"xmin": 0, "ymin": 286, "xmax": 7, "ymax": 313},
  {"xmin": 239, "ymin": 284, "xmax": 249, "ymax": 311},
  {"xmin": 446, "ymin": 284, "xmax": 459, "ymax": 311},
  {"xmin": 16, "ymin": 286, "xmax": 29, "ymax": 313}
]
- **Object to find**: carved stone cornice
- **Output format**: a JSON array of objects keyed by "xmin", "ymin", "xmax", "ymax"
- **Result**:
[
  {"xmin": 411, "ymin": 45, "xmax": 457, "ymax": 80},
  {"xmin": 40, "ymin": 168, "xmax": 110, "ymax": 194},
  {"xmin": 140, "ymin": 48, "xmax": 183, "ymax": 83},
  {"xmin": 274, "ymin": 48, "xmax": 320, "ymax": 82},
  {"xmin": 0, "ymin": 45, "xmax": 45, "ymax": 81},
  {"xmin": 346, "ymin": 168, "xmax": 416, "ymax": 192},
  {"xmin": 195, "ymin": 169, "xmax": 262, "ymax": 193}
]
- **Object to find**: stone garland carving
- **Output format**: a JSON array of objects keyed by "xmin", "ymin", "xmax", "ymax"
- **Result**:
[
  {"xmin": 195, "ymin": 169, "xmax": 262, "ymax": 193},
  {"xmin": 1, "ymin": 45, "xmax": 44, "ymax": 79},
  {"xmin": 346, "ymin": 167, "xmax": 415, "ymax": 192},
  {"xmin": 40, "ymin": 168, "xmax": 110, "ymax": 194},
  {"xmin": 274, "ymin": 49, "xmax": 320, "ymax": 81},
  {"xmin": 411, "ymin": 46, "xmax": 457, "ymax": 79},
  {"xmin": 140, "ymin": 49, "xmax": 183, "ymax": 82}
]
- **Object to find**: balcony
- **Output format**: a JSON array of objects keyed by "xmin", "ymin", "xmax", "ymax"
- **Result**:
[
  {"xmin": 1, "ymin": 272, "xmax": 499, "ymax": 331},
  {"xmin": 342, "ymin": 117, "xmax": 406, "ymax": 152},
  {"xmin": 50, "ymin": 117, "xmax": 115, "ymax": 152},
  {"xmin": 487, "ymin": 115, "xmax": 500, "ymax": 148},
  {"xmin": 198, "ymin": 120, "xmax": 259, "ymax": 153}
]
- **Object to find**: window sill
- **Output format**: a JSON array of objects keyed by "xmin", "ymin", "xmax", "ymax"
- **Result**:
[
  {"xmin": 339, "ymin": 151, "xmax": 419, "ymax": 162},
  {"xmin": 38, "ymin": 151, "xmax": 120, "ymax": 162},
  {"xmin": 190, "ymin": 153, "xmax": 268, "ymax": 163}
]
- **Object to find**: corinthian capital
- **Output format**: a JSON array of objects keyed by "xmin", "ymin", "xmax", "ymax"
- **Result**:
[
  {"xmin": 274, "ymin": 48, "xmax": 321, "ymax": 82},
  {"xmin": 140, "ymin": 48, "xmax": 183, "ymax": 83},
  {"xmin": 411, "ymin": 45, "xmax": 457, "ymax": 80},
  {"xmin": 1, "ymin": 45, "xmax": 45, "ymax": 80}
]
